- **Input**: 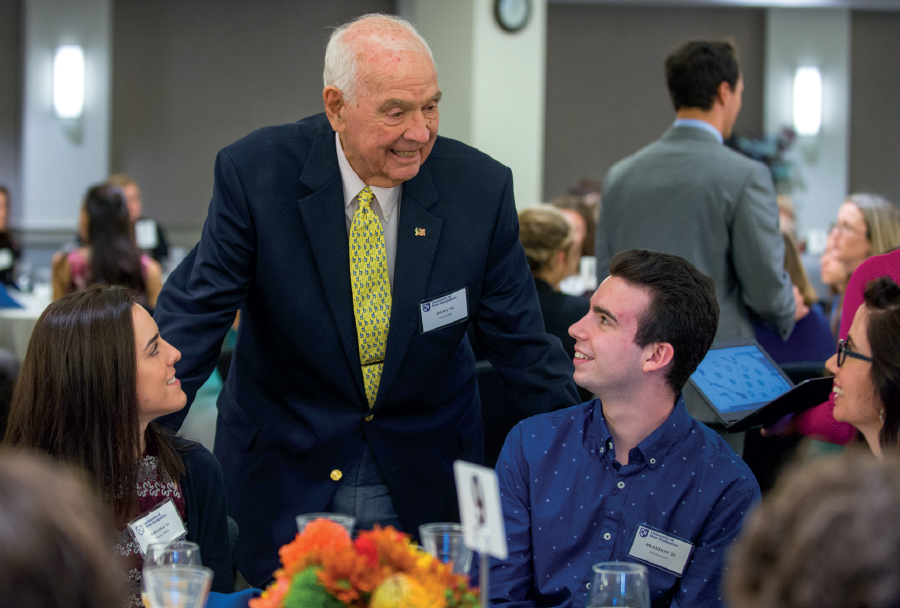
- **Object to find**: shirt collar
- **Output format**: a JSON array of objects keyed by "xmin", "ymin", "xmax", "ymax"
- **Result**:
[
  {"xmin": 335, "ymin": 132, "xmax": 400, "ymax": 221},
  {"xmin": 591, "ymin": 394, "xmax": 692, "ymax": 470},
  {"xmin": 672, "ymin": 118, "xmax": 724, "ymax": 144}
]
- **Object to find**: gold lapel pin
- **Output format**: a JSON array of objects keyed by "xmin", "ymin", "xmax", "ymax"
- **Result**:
[{"xmin": 415, "ymin": 228, "xmax": 426, "ymax": 237}]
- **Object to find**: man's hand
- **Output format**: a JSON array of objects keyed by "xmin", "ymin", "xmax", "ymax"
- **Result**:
[{"xmin": 793, "ymin": 285, "xmax": 810, "ymax": 321}]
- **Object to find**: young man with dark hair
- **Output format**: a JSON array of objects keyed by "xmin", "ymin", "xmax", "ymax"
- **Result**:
[
  {"xmin": 664, "ymin": 41, "xmax": 740, "ymax": 113},
  {"xmin": 490, "ymin": 250, "xmax": 760, "ymax": 608},
  {"xmin": 596, "ymin": 40, "xmax": 803, "ymax": 347}
]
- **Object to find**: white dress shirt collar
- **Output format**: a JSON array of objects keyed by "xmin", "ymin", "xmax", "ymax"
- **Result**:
[
  {"xmin": 672, "ymin": 118, "xmax": 724, "ymax": 144},
  {"xmin": 335, "ymin": 132, "xmax": 401, "ymax": 220}
]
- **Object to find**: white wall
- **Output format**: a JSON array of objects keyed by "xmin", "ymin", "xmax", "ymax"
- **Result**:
[
  {"xmin": 765, "ymin": 7, "xmax": 850, "ymax": 250},
  {"xmin": 404, "ymin": 0, "xmax": 547, "ymax": 209},
  {"xmin": 20, "ymin": 0, "xmax": 111, "ymax": 230}
]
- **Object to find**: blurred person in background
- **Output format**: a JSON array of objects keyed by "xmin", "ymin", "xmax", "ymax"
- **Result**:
[
  {"xmin": 0, "ymin": 186, "xmax": 21, "ymax": 288},
  {"xmin": 596, "ymin": 40, "xmax": 803, "ymax": 342},
  {"xmin": 0, "ymin": 449, "xmax": 126, "ymax": 608},
  {"xmin": 754, "ymin": 232, "xmax": 834, "ymax": 365},
  {"xmin": 518, "ymin": 206, "xmax": 590, "ymax": 376},
  {"xmin": 832, "ymin": 193, "xmax": 900, "ymax": 276},
  {"xmin": 106, "ymin": 174, "xmax": 170, "ymax": 267},
  {"xmin": 552, "ymin": 191, "xmax": 599, "ymax": 297},
  {"xmin": 777, "ymin": 195, "xmax": 829, "ymax": 299},
  {"xmin": 52, "ymin": 184, "xmax": 162, "ymax": 311},
  {"xmin": 727, "ymin": 453, "xmax": 900, "ymax": 608},
  {"xmin": 819, "ymin": 227, "xmax": 850, "ymax": 337},
  {"xmin": 777, "ymin": 194, "xmax": 798, "ymax": 243}
]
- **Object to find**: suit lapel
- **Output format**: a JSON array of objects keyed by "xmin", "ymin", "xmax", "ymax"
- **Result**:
[
  {"xmin": 296, "ymin": 125, "xmax": 366, "ymax": 399},
  {"xmin": 376, "ymin": 163, "xmax": 442, "ymax": 406}
]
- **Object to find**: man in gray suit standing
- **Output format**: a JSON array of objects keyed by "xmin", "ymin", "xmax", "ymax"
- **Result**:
[{"xmin": 596, "ymin": 40, "xmax": 806, "ymax": 342}]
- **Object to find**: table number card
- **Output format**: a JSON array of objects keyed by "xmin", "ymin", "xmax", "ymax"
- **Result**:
[{"xmin": 453, "ymin": 460, "xmax": 507, "ymax": 559}]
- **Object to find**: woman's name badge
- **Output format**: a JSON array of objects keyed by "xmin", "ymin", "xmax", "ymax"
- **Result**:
[
  {"xmin": 135, "ymin": 218, "xmax": 159, "ymax": 249},
  {"xmin": 0, "ymin": 248, "xmax": 13, "ymax": 271},
  {"xmin": 627, "ymin": 524, "xmax": 693, "ymax": 577},
  {"xmin": 419, "ymin": 287, "xmax": 469, "ymax": 333},
  {"xmin": 126, "ymin": 497, "xmax": 188, "ymax": 557}
]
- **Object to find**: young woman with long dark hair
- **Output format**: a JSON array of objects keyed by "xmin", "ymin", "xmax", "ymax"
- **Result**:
[
  {"xmin": 51, "ymin": 184, "xmax": 162, "ymax": 310},
  {"xmin": 4, "ymin": 285, "xmax": 232, "ymax": 605}
]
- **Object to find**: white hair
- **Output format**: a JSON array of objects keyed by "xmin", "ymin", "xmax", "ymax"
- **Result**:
[{"xmin": 323, "ymin": 13, "xmax": 434, "ymax": 104}]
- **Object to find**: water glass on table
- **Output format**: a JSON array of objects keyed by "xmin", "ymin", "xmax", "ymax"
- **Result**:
[
  {"xmin": 419, "ymin": 522, "xmax": 473, "ymax": 575},
  {"xmin": 296, "ymin": 512, "xmax": 356, "ymax": 536},
  {"xmin": 142, "ymin": 541, "xmax": 202, "ymax": 607},
  {"xmin": 142, "ymin": 565, "xmax": 213, "ymax": 608},
  {"xmin": 587, "ymin": 562, "xmax": 650, "ymax": 608},
  {"xmin": 145, "ymin": 541, "xmax": 202, "ymax": 567}
]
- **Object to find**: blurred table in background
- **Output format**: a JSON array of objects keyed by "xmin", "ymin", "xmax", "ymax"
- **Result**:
[{"xmin": 0, "ymin": 290, "xmax": 51, "ymax": 360}]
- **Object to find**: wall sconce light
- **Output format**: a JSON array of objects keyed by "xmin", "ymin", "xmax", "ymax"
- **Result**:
[
  {"xmin": 792, "ymin": 66, "xmax": 821, "ymax": 136},
  {"xmin": 53, "ymin": 45, "xmax": 85, "ymax": 119}
]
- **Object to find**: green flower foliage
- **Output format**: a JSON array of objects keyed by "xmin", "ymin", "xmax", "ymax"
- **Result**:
[{"xmin": 283, "ymin": 568, "xmax": 345, "ymax": 608}]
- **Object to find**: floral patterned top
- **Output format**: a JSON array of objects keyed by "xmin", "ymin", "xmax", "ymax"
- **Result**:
[{"xmin": 114, "ymin": 454, "xmax": 187, "ymax": 607}]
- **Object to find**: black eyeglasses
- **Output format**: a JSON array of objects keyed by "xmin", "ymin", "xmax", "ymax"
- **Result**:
[{"xmin": 837, "ymin": 339, "xmax": 873, "ymax": 367}]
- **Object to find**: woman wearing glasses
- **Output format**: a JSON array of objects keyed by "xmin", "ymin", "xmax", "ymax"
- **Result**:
[
  {"xmin": 765, "ymin": 249, "xmax": 900, "ymax": 445},
  {"xmin": 831, "ymin": 193, "xmax": 900, "ymax": 276},
  {"xmin": 822, "ymin": 276, "xmax": 900, "ymax": 457}
]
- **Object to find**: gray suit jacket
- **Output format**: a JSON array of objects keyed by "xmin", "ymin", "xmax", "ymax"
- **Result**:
[{"xmin": 595, "ymin": 125, "xmax": 795, "ymax": 340}]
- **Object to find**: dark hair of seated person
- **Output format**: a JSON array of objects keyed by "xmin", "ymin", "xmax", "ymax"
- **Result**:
[
  {"xmin": 85, "ymin": 184, "xmax": 147, "ymax": 296},
  {"xmin": 608, "ymin": 249, "xmax": 719, "ymax": 394},
  {"xmin": 726, "ymin": 452, "xmax": 900, "ymax": 608},
  {"xmin": 3, "ymin": 285, "xmax": 184, "ymax": 524},
  {"xmin": 862, "ymin": 276, "xmax": 900, "ymax": 450},
  {"xmin": 0, "ymin": 449, "xmax": 126, "ymax": 608}
]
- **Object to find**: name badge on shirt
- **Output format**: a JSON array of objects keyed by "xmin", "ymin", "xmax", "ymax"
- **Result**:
[
  {"xmin": 135, "ymin": 218, "xmax": 159, "ymax": 249},
  {"xmin": 419, "ymin": 287, "xmax": 469, "ymax": 333},
  {"xmin": 0, "ymin": 248, "xmax": 12, "ymax": 271},
  {"xmin": 628, "ymin": 524, "xmax": 694, "ymax": 577},
  {"xmin": 126, "ymin": 497, "xmax": 188, "ymax": 557}
]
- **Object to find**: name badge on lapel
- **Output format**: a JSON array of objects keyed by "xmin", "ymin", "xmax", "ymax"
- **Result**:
[
  {"xmin": 126, "ymin": 497, "xmax": 188, "ymax": 557},
  {"xmin": 627, "ymin": 524, "xmax": 694, "ymax": 577},
  {"xmin": 419, "ymin": 287, "xmax": 469, "ymax": 333}
]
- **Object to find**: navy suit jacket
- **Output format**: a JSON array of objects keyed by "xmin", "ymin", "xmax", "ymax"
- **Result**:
[{"xmin": 154, "ymin": 114, "xmax": 579, "ymax": 585}]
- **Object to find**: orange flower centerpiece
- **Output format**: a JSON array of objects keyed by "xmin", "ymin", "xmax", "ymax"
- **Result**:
[{"xmin": 249, "ymin": 519, "xmax": 480, "ymax": 608}]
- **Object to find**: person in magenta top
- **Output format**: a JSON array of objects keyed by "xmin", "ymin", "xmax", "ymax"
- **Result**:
[{"xmin": 789, "ymin": 249, "xmax": 900, "ymax": 444}]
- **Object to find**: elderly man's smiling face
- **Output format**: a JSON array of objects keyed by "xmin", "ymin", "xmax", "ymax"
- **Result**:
[{"xmin": 325, "ymin": 45, "xmax": 441, "ymax": 188}]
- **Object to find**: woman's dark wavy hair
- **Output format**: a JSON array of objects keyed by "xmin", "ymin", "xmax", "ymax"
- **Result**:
[
  {"xmin": 864, "ymin": 276, "xmax": 900, "ymax": 450},
  {"xmin": 84, "ymin": 184, "xmax": 146, "ymax": 297},
  {"xmin": 3, "ymin": 285, "xmax": 183, "ymax": 524}
]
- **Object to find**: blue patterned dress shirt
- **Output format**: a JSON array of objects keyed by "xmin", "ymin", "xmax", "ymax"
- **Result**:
[{"xmin": 488, "ymin": 397, "xmax": 760, "ymax": 608}]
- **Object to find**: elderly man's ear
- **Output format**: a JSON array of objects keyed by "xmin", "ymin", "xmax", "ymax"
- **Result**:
[{"xmin": 323, "ymin": 87, "xmax": 346, "ymax": 133}]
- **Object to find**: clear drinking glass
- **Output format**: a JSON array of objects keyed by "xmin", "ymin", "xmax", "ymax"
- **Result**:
[
  {"xmin": 295, "ymin": 512, "xmax": 356, "ymax": 536},
  {"xmin": 142, "ymin": 565, "xmax": 213, "ymax": 608},
  {"xmin": 587, "ymin": 562, "xmax": 650, "ymax": 608},
  {"xmin": 144, "ymin": 541, "xmax": 202, "ymax": 567},
  {"xmin": 419, "ymin": 522, "xmax": 473, "ymax": 575}
]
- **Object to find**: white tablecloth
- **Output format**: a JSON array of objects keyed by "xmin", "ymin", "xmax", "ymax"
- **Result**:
[{"xmin": 0, "ymin": 291, "xmax": 51, "ymax": 360}]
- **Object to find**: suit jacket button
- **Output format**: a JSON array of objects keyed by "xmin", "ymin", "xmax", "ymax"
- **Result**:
[
  {"xmin": 365, "ymin": 414, "xmax": 374, "ymax": 421},
  {"xmin": 330, "ymin": 469, "xmax": 342, "ymax": 481}
]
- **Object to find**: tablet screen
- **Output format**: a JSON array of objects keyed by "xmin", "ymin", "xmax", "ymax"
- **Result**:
[{"xmin": 690, "ymin": 345, "xmax": 793, "ymax": 414}]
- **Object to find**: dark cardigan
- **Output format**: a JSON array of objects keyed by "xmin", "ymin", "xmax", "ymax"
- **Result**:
[{"xmin": 178, "ymin": 439, "xmax": 234, "ymax": 593}]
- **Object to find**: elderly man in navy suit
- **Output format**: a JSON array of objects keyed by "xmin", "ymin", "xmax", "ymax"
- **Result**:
[{"xmin": 154, "ymin": 13, "xmax": 578, "ymax": 586}]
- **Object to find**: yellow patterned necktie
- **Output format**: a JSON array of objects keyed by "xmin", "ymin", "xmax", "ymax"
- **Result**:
[{"xmin": 349, "ymin": 186, "xmax": 392, "ymax": 408}]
